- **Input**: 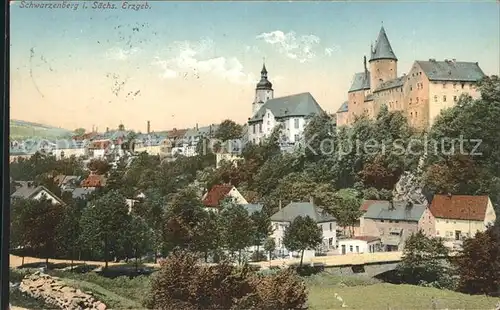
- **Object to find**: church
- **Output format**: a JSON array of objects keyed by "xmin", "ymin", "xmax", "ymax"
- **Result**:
[
  {"xmin": 336, "ymin": 26, "xmax": 486, "ymax": 130},
  {"xmin": 247, "ymin": 64, "xmax": 325, "ymax": 145}
]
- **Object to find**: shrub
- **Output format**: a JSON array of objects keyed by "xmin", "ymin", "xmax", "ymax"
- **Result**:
[
  {"xmin": 250, "ymin": 250, "xmax": 267, "ymax": 262},
  {"xmin": 146, "ymin": 250, "xmax": 308, "ymax": 309}
]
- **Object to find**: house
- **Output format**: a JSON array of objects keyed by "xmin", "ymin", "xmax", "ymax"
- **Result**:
[
  {"xmin": 11, "ymin": 181, "xmax": 65, "ymax": 205},
  {"xmin": 87, "ymin": 139, "xmax": 112, "ymax": 159},
  {"xmin": 80, "ymin": 173, "xmax": 106, "ymax": 189},
  {"xmin": 270, "ymin": 199, "xmax": 337, "ymax": 259},
  {"xmin": 53, "ymin": 175, "xmax": 81, "ymax": 191},
  {"xmin": 52, "ymin": 139, "xmax": 87, "ymax": 160},
  {"xmin": 201, "ymin": 184, "xmax": 248, "ymax": 210},
  {"xmin": 68, "ymin": 187, "xmax": 95, "ymax": 200},
  {"xmin": 338, "ymin": 199, "xmax": 378, "ymax": 237},
  {"xmin": 429, "ymin": 194, "xmax": 497, "ymax": 242},
  {"xmin": 337, "ymin": 236, "xmax": 382, "ymax": 255},
  {"xmin": 362, "ymin": 200, "xmax": 435, "ymax": 251}
]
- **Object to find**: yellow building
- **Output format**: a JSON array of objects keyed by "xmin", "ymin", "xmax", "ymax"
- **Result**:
[
  {"xmin": 429, "ymin": 194, "xmax": 496, "ymax": 241},
  {"xmin": 337, "ymin": 26, "xmax": 486, "ymax": 130}
]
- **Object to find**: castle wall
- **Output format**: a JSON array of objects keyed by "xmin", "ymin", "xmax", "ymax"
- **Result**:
[{"xmin": 370, "ymin": 59, "xmax": 397, "ymax": 91}]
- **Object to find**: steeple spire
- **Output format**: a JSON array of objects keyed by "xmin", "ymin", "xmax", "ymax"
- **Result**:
[
  {"xmin": 370, "ymin": 26, "xmax": 397, "ymax": 62},
  {"xmin": 256, "ymin": 60, "xmax": 272, "ymax": 90},
  {"xmin": 363, "ymin": 56, "xmax": 367, "ymax": 73}
]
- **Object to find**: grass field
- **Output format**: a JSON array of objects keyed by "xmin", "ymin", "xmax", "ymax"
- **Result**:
[{"xmin": 11, "ymin": 267, "xmax": 500, "ymax": 310}]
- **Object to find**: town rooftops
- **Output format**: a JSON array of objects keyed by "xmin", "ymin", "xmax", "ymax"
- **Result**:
[
  {"xmin": 363, "ymin": 200, "xmax": 427, "ymax": 222},
  {"xmin": 416, "ymin": 60, "xmax": 485, "ymax": 82},
  {"xmin": 242, "ymin": 203, "xmax": 263, "ymax": 215},
  {"xmin": 348, "ymin": 72, "xmax": 371, "ymax": 93},
  {"xmin": 337, "ymin": 101, "xmax": 348, "ymax": 113},
  {"xmin": 249, "ymin": 92, "xmax": 324, "ymax": 123},
  {"xmin": 360, "ymin": 200, "xmax": 379, "ymax": 212},
  {"xmin": 429, "ymin": 194, "xmax": 490, "ymax": 221},
  {"xmin": 373, "ymin": 76, "xmax": 405, "ymax": 93},
  {"xmin": 270, "ymin": 202, "xmax": 336, "ymax": 223},
  {"xmin": 370, "ymin": 26, "xmax": 397, "ymax": 62},
  {"xmin": 81, "ymin": 174, "xmax": 106, "ymax": 188}
]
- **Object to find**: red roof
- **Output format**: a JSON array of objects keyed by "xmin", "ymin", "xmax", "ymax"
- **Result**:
[
  {"xmin": 81, "ymin": 174, "xmax": 106, "ymax": 188},
  {"xmin": 429, "ymin": 195, "xmax": 489, "ymax": 221},
  {"xmin": 354, "ymin": 236, "xmax": 380, "ymax": 243},
  {"xmin": 202, "ymin": 184, "xmax": 233, "ymax": 207},
  {"xmin": 360, "ymin": 200, "xmax": 378, "ymax": 212}
]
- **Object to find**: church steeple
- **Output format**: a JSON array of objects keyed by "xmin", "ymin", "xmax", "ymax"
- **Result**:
[
  {"xmin": 252, "ymin": 61, "xmax": 274, "ymax": 115},
  {"xmin": 256, "ymin": 61, "xmax": 273, "ymax": 90},
  {"xmin": 370, "ymin": 26, "xmax": 397, "ymax": 62}
]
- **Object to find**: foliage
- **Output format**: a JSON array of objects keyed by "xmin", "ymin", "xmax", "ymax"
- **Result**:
[
  {"xmin": 283, "ymin": 216, "xmax": 323, "ymax": 267},
  {"xmin": 327, "ymin": 188, "xmax": 363, "ymax": 237},
  {"xmin": 87, "ymin": 159, "xmax": 111, "ymax": 175},
  {"xmin": 263, "ymin": 237, "xmax": 276, "ymax": 261},
  {"xmin": 80, "ymin": 190, "xmax": 131, "ymax": 268},
  {"xmin": 220, "ymin": 203, "xmax": 254, "ymax": 264},
  {"xmin": 214, "ymin": 119, "xmax": 243, "ymax": 141},
  {"xmin": 147, "ymin": 250, "xmax": 307, "ymax": 310},
  {"xmin": 398, "ymin": 231, "xmax": 452, "ymax": 288},
  {"xmin": 250, "ymin": 210, "xmax": 272, "ymax": 251},
  {"xmin": 454, "ymin": 224, "xmax": 500, "ymax": 297}
]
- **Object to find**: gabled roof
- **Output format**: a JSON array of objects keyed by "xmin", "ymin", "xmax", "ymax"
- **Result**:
[
  {"xmin": 348, "ymin": 72, "xmax": 371, "ymax": 93},
  {"xmin": 429, "ymin": 195, "xmax": 490, "ymax": 221},
  {"xmin": 337, "ymin": 101, "xmax": 348, "ymax": 113},
  {"xmin": 202, "ymin": 184, "xmax": 234, "ymax": 207},
  {"xmin": 242, "ymin": 203, "xmax": 263, "ymax": 215},
  {"xmin": 373, "ymin": 76, "xmax": 405, "ymax": 93},
  {"xmin": 370, "ymin": 26, "xmax": 397, "ymax": 61},
  {"xmin": 360, "ymin": 200, "xmax": 379, "ymax": 212},
  {"xmin": 416, "ymin": 60, "xmax": 485, "ymax": 82},
  {"xmin": 81, "ymin": 174, "xmax": 106, "ymax": 188},
  {"xmin": 249, "ymin": 92, "xmax": 324, "ymax": 123},
  {"xmin": 270, "ymin": 202, "xmax": 336, "ymax": 223},
  {"xmin": 11, "ymin": 181, "xmax": 65, "ymax": 205},
  {"xmin": 363, "ymin": 200, "xmax": 427, "ymax": 222}
]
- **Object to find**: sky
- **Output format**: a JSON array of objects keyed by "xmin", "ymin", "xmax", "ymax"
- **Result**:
[{"xmin": 10, "ymin": 1, "xmax": 500, "ymax": 132}]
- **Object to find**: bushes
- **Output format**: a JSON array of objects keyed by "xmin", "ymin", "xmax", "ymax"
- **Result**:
[{"xmin": 146, "ymin": 250, "xmax": 308, "ymax": 309}]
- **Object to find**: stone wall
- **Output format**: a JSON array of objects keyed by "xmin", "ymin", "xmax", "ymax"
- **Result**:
[{"xmin": 19, "ymin": 271, "xmax": 107, "ymax": 310}]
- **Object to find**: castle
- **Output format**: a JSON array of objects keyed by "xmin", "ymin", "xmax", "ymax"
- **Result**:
[{"xmin": 336, "ymin": 26, "xmax": 486, "ymax": 130}]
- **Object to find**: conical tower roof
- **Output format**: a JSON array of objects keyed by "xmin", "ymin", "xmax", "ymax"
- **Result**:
[
  {"xmin": 256, "ymin": 63, "xmax": 272, "ymax": 90},
  {"xmin": 370, "ymin": 26, "xmax": 397, "ymax": 62}
]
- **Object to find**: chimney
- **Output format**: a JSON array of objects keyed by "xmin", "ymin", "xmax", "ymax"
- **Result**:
[
  {"xmin": 147, "ymin": 121, "xmax": 151, "ymax": 134},
  {"xmin": 196, "ymin": 123, "xmax": 199, "ymax": 131},
  {"xmin": 278, "ymin": 200, "xmax": 282, "ymax": 211},
  {"xmin": 363, "ymin": 56, "xmax": 367, "ymax": 74}
]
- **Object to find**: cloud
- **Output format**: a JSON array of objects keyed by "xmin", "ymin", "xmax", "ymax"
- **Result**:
[
  {"xmin": 256, "ymin": 31, "xmax": 321, "ymax": 63},
  {"xmin": 106, "ymin": 47, "xmax": 140, "ymax": 61},
  {"xmin": 153, "ymin": 39, "xmax": 256, "ymax": 84}
]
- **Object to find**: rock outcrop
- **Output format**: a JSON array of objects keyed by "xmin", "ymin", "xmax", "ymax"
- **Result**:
[
  {"xmin": 19, "ymin": 271, "xmax": 107, "ymax": 310},
  {"xmin": 392, "ymin": 171, "xmax": 428, "ymax": 206}
]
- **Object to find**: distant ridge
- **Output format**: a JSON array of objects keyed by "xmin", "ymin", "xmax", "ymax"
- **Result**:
[{"xmin": 10, "ymin": 119, "xmax": 72, "ymax": 139}]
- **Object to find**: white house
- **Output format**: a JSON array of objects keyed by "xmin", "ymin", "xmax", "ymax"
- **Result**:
[
  {"xmin": 269, "ymin": 199, "xmax": 337, "ymax": 260},
  {"xmin": 336, "ymin": 236, "xmax": 382, "ymax": 255},
  {"xmin": 11, "ymin": 181, "xmax": 65, "ymax": 205}
]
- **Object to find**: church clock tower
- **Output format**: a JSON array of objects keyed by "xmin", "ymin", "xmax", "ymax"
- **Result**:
[{"xmin": 252, "ymin": 63, "xmax": 273, "ymax": 116}]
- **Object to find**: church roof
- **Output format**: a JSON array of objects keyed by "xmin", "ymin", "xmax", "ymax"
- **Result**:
[
  {"xmin": 416, "ymin": 60, "xmax": 485, "ymax": 82},
  {"xmin": 349, "ymin": 72, "xmax": 371, "ymax": 92},
  {"xmin": 337, "ymin": 101, "xmax": 348, "ymax": 113},
  {"xmin": 370, "ymin": 26, "xmax": 397, "ymax": 62},
  {"xmin": 256, "ymin": 63, "xmax": 273, "ymax": 90},
  {"xmin": 249, "ymin": 92, "xmax": 324, "ymax": 123},
  {"xmin": 373, "ymin": 76, "xmax": 405, "ymax": 93}
]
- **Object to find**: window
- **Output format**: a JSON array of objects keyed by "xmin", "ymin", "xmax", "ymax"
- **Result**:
[
  {"xmin": 443, "ymin": 83, "xmax": 446, "ymax": 89},
  {"xmin": 294, "ymin": 134, "xmax": 299, "ymax": 142},
  {"xmin": 329, "ymin": 223, "xmax": 333, "ymax": 231},
  {"xmin": 410, "ymin": 86, "xmax": 412, "ymax": 91},
  {"xmin": 443, "ymin": 95, "xmax": 447, "ymax": 102},
  {"xmin": 395, "ymin": 220, "xmax": 399, "ymax": 223},
  {"xmin": 434, "ymin": 95, "xmax": 438, "ymax": 102},
  {"xmin": 461, "ymin": 83, "xmax": 465, "ymax": 89},
  {"xmin": 294, "ymin": 118, "xmax": 299, "ymax": 129},
  {"xmin": 436, "ymin": 230, "xmax": 440, "ymax": 236},
  {"xmin": 410, "ymin": 98, "xmax": 412, "ymax": 104},
  {"xmin": 410, "ymin": 112, "xmax": 413, "ymax": 117},
  {"xmin": 453, "ymin": 96, "xmax": 457, "ymax": 102},
  {"xmin": 415, "ymin": 112, "xmax": 418, "ymax": 117},
  {"xmin": 253, "ymin": 124, "xmax": 256, "ymax": 134},
  {"xmin": 453, "ymin": 83, "xmax": 457, "ymax": 89},
  {"xmin": 259, "ymin": 123, "xmax": 263, "ymax": 133},
  {"xmin": 380, "ymin": 219, "xmax": 385, "ymax": 223},
  {"xmin": 416, "ymin": 97, "xmax": 419, "ymax": 103},
  {"xmin": 349, "ymin": 245, "xmax": 353, "ymax": 252},
  {"xmin": 356, "ymin": 246, "xmax": 359, "ymax": 253}
]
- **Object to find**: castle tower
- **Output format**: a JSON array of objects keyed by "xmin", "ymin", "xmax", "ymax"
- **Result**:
[
  {"xmin": 369, "ymin": 26, "xmax": 398, "ymax": 91},
  {"xmin": 252, "ymin": 62, "xmax": 273, "ymax": 116}
]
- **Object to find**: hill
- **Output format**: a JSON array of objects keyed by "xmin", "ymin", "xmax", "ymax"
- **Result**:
[{"xmin": 10, "ymin": 119, "xmax": 73, "ymax": 139}]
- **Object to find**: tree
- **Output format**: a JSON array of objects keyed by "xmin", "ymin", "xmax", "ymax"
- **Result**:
[
  {"xmin": 214, "ymin": 119, "xmax": 243, "ymax": 141},
  {"xmin": 55, "ymin": 203, "xmax": 82, "ymax": 269},
  {"xmin": 74, "ymin": 128, "xmax": 86, "ymax": 136},
  {"xmin": 282, "ymin": 216, "xmax": 322, "ymax": 267},
  {"xmin": 162, "ymin": 188, "xmax": 207, "ymax": 253},
  {"xmin": 220, "ymin": 203, "xmax": 254, "ymax": 264},
  {"xmin": 87, "ymin": 159, "xmax": 111, "ymax": 175},
  {"xmin": 327, "ymin": 188, "xmax": 363, "ymax": 237},
  {"xmin": 263, "ymin": 237, "xmax": 276, "ymax": 264},
  {"xmin": 250, "ymin": 210, "xmax": 272, "ymax": 258},
  {"xmin": 124, "ymin": 214, "xmax": 153, "ymax": 272},
  {"xmin": 193, "ymin": 211, "xmax": 222, "ymax": 262},
  {"xmin": 80, "ymin": 190, "xmax": 131, "ymax": 268},
  {"xmin": 454, "ymin": 224, "xmax": 500, "ymax": 296},
  {"xmin": 398, "ymin": 231, "xmax": 451, "ymax": 287}
]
